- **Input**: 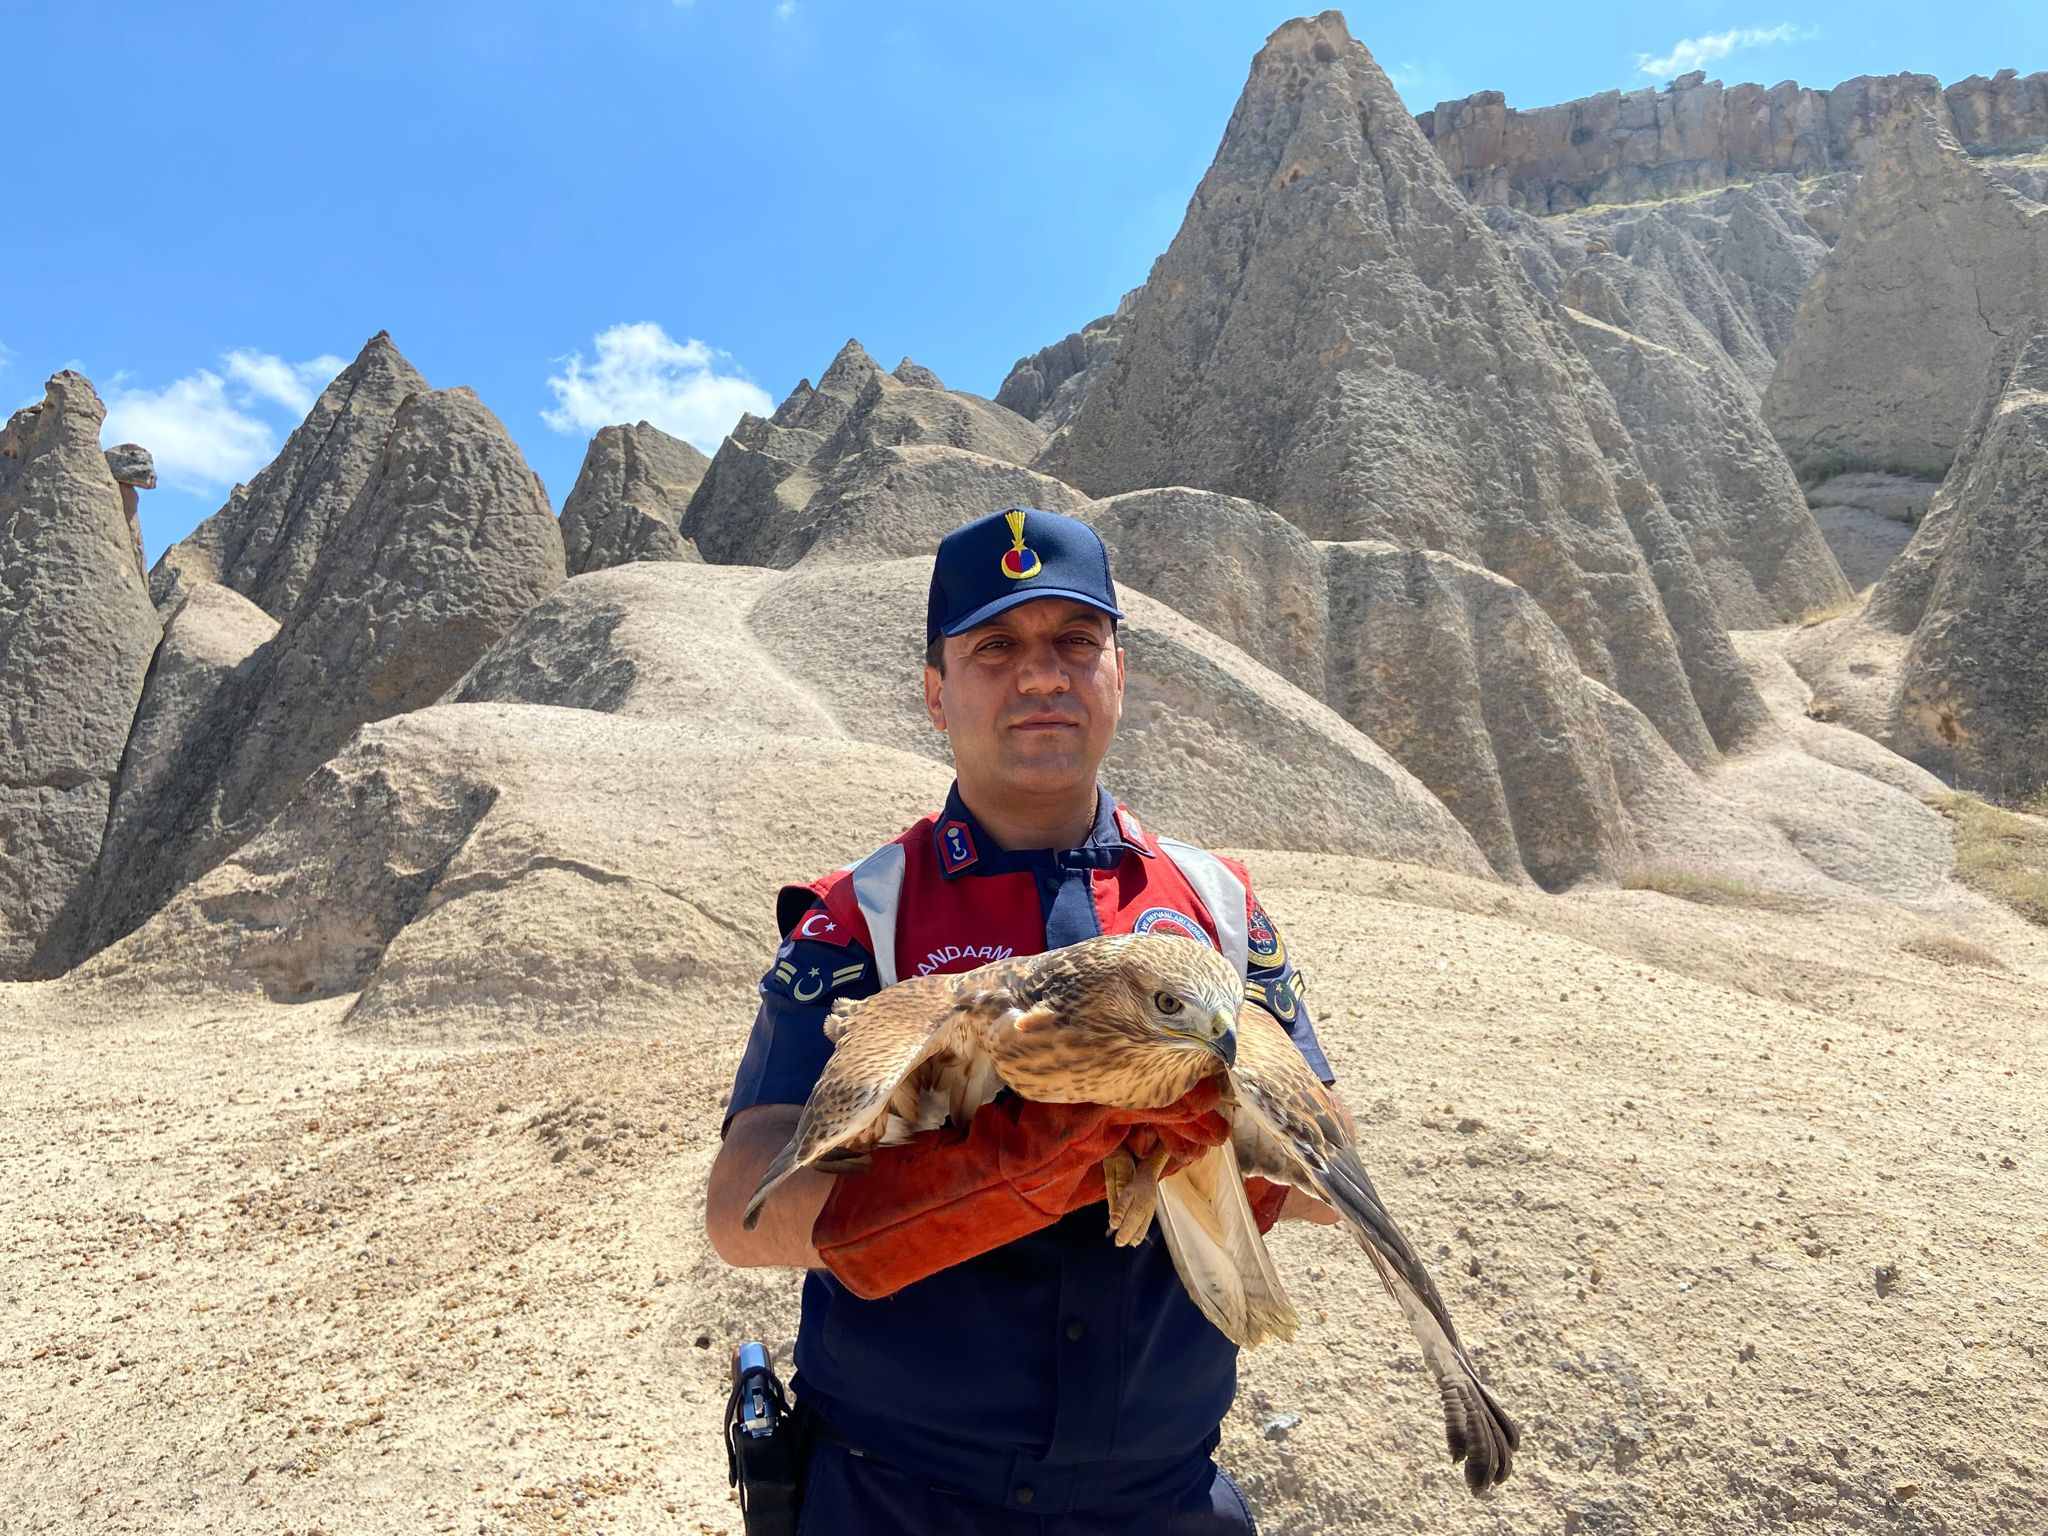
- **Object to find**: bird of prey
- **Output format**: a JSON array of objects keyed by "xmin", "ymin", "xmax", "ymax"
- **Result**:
[{"xmin": 742, "ymin": 931, "xmax": 1518, "ymax": 1493}]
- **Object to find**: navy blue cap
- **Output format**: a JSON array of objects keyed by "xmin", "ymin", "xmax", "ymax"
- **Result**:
[{"xmin": 925, "ymin": 506, "xmax": 1123, "ymax": 646}]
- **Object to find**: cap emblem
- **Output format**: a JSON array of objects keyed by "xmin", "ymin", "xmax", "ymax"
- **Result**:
[{"xmin": 999, "ymin": 509, "xmax": 1043, "ymax": 580}]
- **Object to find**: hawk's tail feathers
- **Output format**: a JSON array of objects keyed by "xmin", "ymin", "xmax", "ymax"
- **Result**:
[{"xmin": 1363, "ymin": 1243, "xmax": 1519, "ymax": 1494}]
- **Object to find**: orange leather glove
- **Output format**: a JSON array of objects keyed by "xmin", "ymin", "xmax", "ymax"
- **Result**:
[
  {"xmin": 1245, "ymin": 1177, "xmax": 1291, "ymax": 1235},
  {"xmin": 813, "ymin": 1078, "xmax": 1233, "ymax": 1299}
]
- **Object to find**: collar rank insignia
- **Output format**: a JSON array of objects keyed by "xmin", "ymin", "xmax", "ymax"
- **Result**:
[
  {"xmin": 1000, "ymin": 508, "xmax": 1043, "ymax": 580},
  {"xmin": 939, "ymin": 818, "xmax": 978, "ymax": 874}
]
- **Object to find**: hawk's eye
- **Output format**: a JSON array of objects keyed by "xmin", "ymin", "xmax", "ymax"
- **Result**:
[{"xmin": 1153, "ymin": 991, "xmax": 1185, "ymax": 1017}]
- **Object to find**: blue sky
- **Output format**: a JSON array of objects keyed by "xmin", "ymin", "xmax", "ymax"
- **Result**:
[{"xmin": 5, "ymin": 1, "xmax": 2041, "ymax": 560}]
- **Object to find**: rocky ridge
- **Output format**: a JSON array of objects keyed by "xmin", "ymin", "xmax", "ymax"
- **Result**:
[
  {"xmin": 1889, "ymin": 328, "xmax": 2048, "ymax": 796},
  {"xmin": 1484, "ymin": 174, "xmax": 1841, "ymax": 393},
  {"xmin": 996, "ymin": 289, "xmax": 1137, "ymax": 431},
  {"xmin": 1421, "ymin": 65, "xmax": 2048, "ymax": 214},
  {"xmin": 680, "ymin": 341, "xmax": 1047, "ymax": 568},
  {"xmin": 1556, "ymin": 260, "xmax": 1849, "ymax": 626}
]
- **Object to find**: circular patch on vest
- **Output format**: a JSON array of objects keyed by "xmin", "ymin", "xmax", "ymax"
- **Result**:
[{"xmin": 1131, "ymin": 906, "xmax": 1213, "ymax": 947}]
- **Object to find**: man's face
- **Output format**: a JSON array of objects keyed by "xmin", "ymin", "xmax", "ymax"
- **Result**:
[{"xmin": 924, "ymin": 599, "xmax": 1125, "ymax": 802}]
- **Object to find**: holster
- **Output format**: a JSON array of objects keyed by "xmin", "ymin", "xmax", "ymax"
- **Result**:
[{"xmin": 726, "ymin": 1349, "xmax": 814, "ymax": 1536}]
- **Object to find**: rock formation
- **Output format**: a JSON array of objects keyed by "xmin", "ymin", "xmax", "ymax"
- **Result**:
[
  {"xmin": 102, "ymin": 442, "xmax": 154, "ymax": 577},
  {"xmin": 149, "ymin": 332, "xmax": 427, "ymax": 614},
  {"xmin": 996, "ymin": 290, "xmax": 1136, "ymax": 430},
  {"xmin": 1085, "ymin": 494, "xmax": 1800, "ymax": 891},
  {"xmin": 791, "ymin": 446, "xmax": 1088, "ymax": 567},
  {"xmin": 680, "ymin": 341, "xmax": 1047, "ymax": 567},
  {"xmin": 558, "ymin": 421, "xmax": 709, "ymax": 575},
  {"xmin": 1763, "ymin": 112, "xmax": 2048, "ymax": 479},
  {"xmin": 1558, "ymin": 260, "xmax": 1850, "ymax": 626},
  {"xmin": 454, "ymin": 558, "xmax": 1492, "ymax": 877},
  {"xmin": 75, "ymin": 581, "xmax": 280, "ymax": 959},
  {"xmin": 1318, "ymin": 542, "xmax": 1633, "ymax": 886},
  {"xmin": 1421, "ymin": 66, "xmax": 2048, "ymax": 214},
  {"xmin": 1889, "ymin": 329, "xmax": 2048, "ymax": 797},
  {"xmin": 1045, "ymin": 11, "xmax": 1764, "ymax": 762},
  {"xmin": 1483, "ymin": 172, "xmax": 1844, "ymax": 397},
  {"xmin": 78, "ymin": 386, "xmax": 565, "ymax": 958},
  {"xmin": 1991, "ymin": 157, "xmax": 2048, "ymax": 203},
  {"xmin": 1085, "ymin": 487, "xmax": 1328, "ymax": 698},
  {"xmin": 0, "ymin": 374, "xmax": 161, "ymax": 977}
]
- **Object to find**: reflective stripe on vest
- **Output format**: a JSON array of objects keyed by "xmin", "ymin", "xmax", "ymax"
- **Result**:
[
  {"xmin": 849, "ymin": 841, "xmax": 908, "ymax": 988},
  {"xmin": 843, "ymin": 832, "xmax": 1250, "ymax": 987},
  {"xmin": 1155, "ymin": 838, "xmax": 1249, "ymax": 979}
]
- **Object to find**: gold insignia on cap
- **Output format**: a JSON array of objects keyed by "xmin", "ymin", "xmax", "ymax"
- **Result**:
[{"xmin": 1000, "ymin": 509, "xmax": 1043, "ymax": 580}]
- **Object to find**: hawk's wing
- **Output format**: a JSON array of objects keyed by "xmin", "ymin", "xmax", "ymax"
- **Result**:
[
  {"xmin": 1228, "ymin": 1006, "xmax": 1519, "ymax": 1493},
  {"xmin": 1151, "ymin": 1138, "xmax": 1299, "ymax": 1347},
  {"xmin": 739, "ymin": 973, "xmax": 1022, "ymax": 1229}
]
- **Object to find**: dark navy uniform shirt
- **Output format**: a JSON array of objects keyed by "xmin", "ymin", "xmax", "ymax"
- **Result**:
[{"xmin": 725, "ymin": 784, "xmax": 1333, "ymax": 1515}]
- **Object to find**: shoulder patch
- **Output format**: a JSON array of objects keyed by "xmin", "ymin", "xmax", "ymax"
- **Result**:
[
  {"xmin": 1246, "ymin": 903, "xmax": 1287, "ymax": 970},
  {"xmin": 1245, "ymin": 972, "xmax": 1300, "ymax": 1023},
  {"xmin": 792, "ymin": 908, "xmax": 853, "ymax": 945},
  {"xmin": 764, "ymin": 939, "xmax": 871, "ymax": 1005}
]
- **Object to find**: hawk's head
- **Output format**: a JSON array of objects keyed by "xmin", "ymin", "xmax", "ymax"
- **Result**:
[{"xmin": 994, "ymin": 933, "xmax": 1244, "ymax": 1109}]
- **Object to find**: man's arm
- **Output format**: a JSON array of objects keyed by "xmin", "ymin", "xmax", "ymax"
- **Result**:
[{"xmin": 705, "ymin": 1104, "xmax": 833, "ymax": 1269}]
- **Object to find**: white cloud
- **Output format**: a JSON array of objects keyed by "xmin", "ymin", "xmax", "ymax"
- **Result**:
[
  {"xmin": 0, "ymin": 339, "xmax": 12, "ymax": 378},
  {"xmin": 222, "ymin": 349, "xmax": 347, "ymax": 415},
  {"xmin": 776, "ymin": 0, "xmax": 796, "ymax": 17},
  {"xmin": 102, "ymin": 371, "xmax": 277, "ymax": 494},
  {"xmin": 1636, "ymin": 24, "xmax": 1805, "ymax": 81},
  {"xmin": 543, "ymin": 322, "xmax": 774, "ymax": 451}
]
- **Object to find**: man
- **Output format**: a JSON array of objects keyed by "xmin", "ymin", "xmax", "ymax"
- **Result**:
[{"xmin": 704, "ymin": 507, "xmax": 1349, "ymax": 1534}]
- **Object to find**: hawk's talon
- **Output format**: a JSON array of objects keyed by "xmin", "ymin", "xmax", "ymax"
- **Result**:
[
  {"xmin": 1104, "ymin": 1141, "xmax": 1172, "ymax": 1245},
  {"xmin": 1103, "ymin": 1146, "xmax": 1136, "ymax": 1231}
]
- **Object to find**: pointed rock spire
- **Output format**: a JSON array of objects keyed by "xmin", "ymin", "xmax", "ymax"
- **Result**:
[
  {"xmin": 0, "ymin": 372, "xmax": 161, "ymax": 977},
  {"xmin": 681, "ymin": 339, "xmax": 1048, "ymax": 567},
  {"xmin": 559, "ymin": 421, "xmax": 710, "ymax": 576},
  {"xmin": 1047, "ymin": 10, "xmax": 1759, "ymax": 758},
  {"xmin": 77, "ymin": 385, "xmax": 565, "ymax": 959},
  {"xmin": 149, "ymin": 330, "xmax": 429, "ymax": 618}
]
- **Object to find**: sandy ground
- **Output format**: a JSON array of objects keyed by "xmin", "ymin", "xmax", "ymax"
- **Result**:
[{"xmin": 3, "ymin": 843, "xmax": 2043, "ymax": 1535}]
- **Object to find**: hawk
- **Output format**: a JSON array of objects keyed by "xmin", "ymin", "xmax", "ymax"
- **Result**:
[{"xmin": 742, "ymin": 931, "xmax": 1518, "ymax": 1493}]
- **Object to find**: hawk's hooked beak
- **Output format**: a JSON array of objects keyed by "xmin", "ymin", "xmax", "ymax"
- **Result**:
[
  {"xmin": 1208, "ymin": 1021, "xmax": 1237, "ymax": 1068},
  {"xmin": 1166, "ymin": 1011, "xmax": 1237, "ymax": 1067}
]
